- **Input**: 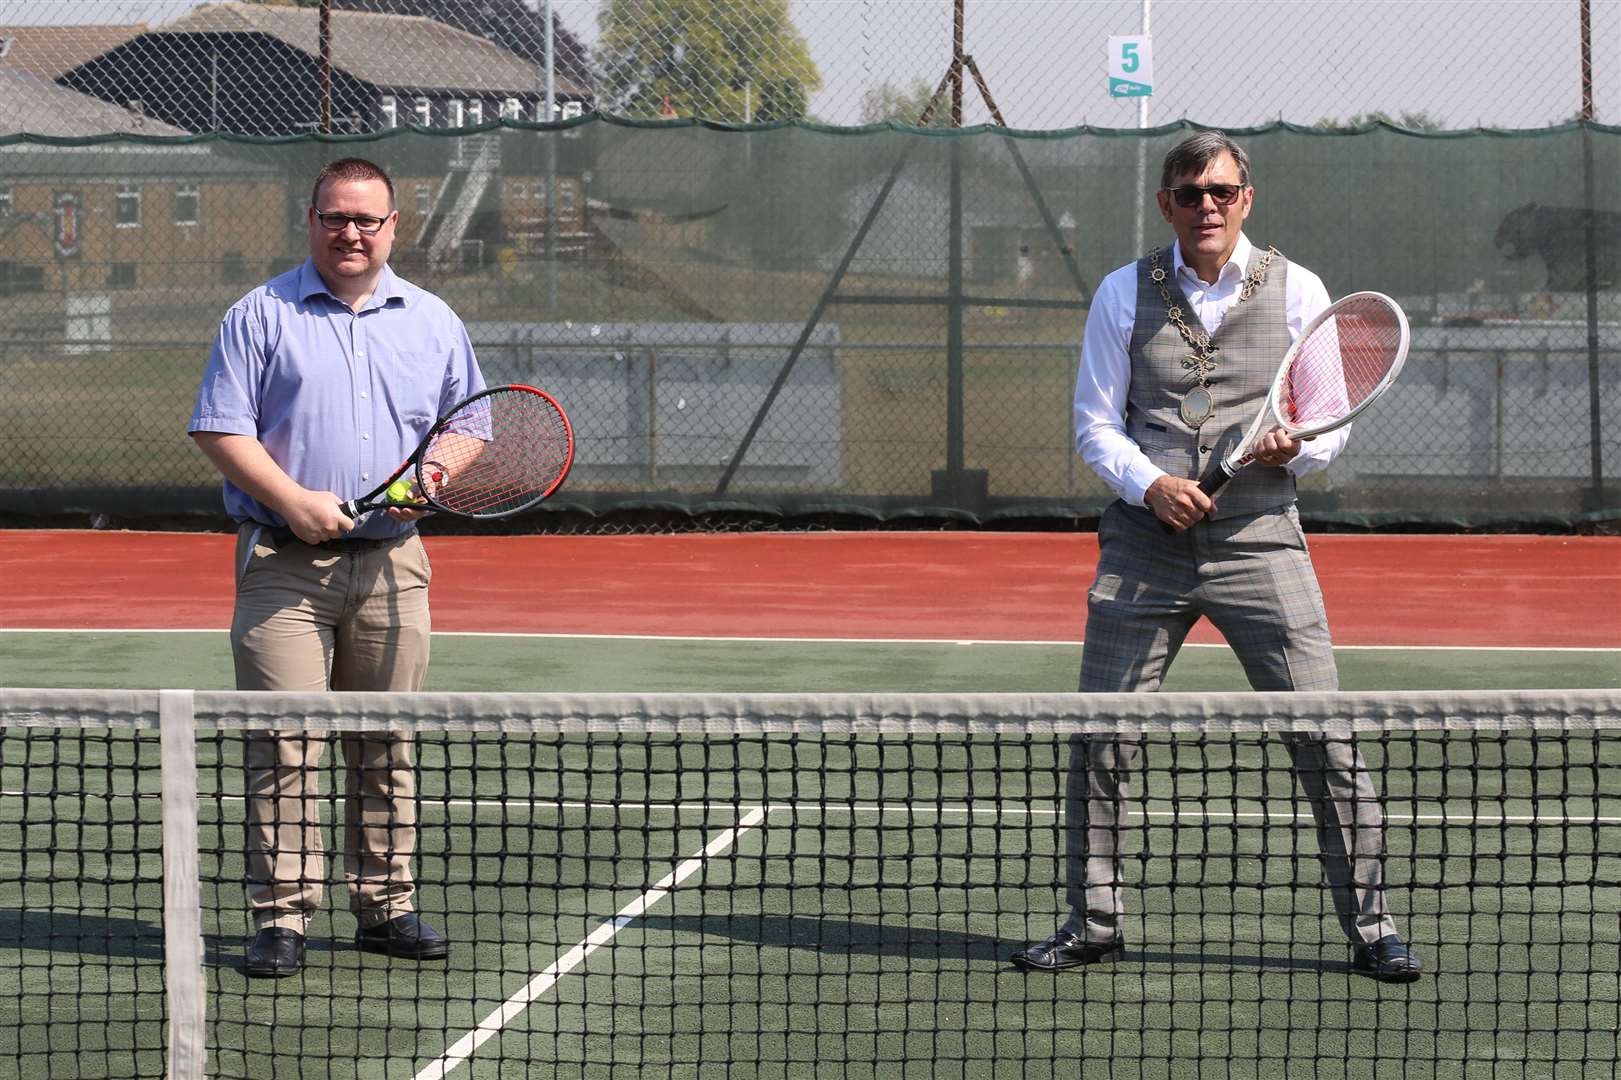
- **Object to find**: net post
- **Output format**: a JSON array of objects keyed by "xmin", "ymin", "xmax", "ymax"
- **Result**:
[{"xmin": 159, "ymin": 689, "xmax": 207, "ymax": 1080}]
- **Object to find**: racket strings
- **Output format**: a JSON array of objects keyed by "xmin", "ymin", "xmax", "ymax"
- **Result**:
[
  {"xmin": 1281, "ymin": 299, "xmax": 1403, "ymax": 428},
  {"xmin": 421, "ymin": 389, "xmax": 571, "ymax": 516}
]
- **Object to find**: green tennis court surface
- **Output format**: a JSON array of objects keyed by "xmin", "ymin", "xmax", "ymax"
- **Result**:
[
  {"xmin": 2, "ymin": 633, "xmax": 1617, "ymax": 1079},
  {"xmin": 5, "ymin": 696, "xmax": 1619, "ymax": 1080},
  {"xmin": 1, "ymin": 629, "xmax": 1616, "ymax": 692}
]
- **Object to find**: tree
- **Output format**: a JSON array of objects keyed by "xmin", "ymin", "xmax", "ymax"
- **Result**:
[
  {"xmin": 326, "ymin": 0, "xmax": 592, "ymax": 97},
  {"xmin": 858, "ymin": 78, "xmax": 954, "ymax": 128},
  {"xmin": 596, "ymin": 0, "xmax": 820, "ymax": 122},
  {"xmin": 1313, "ymin": 110, "xmax": 1445, "ymax": 131}
]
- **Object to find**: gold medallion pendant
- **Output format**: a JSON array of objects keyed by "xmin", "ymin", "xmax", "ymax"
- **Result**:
[{"xmin": 1180, "ymin": 387, "xmax": 1213, "ymax": 428}]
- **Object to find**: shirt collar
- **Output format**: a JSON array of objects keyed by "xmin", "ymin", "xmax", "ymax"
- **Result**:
[
  {"xmin": 296, "ymin": 258, "xmax": 408, "ymax": 311},
  {"xmin": 1172, "ymin": 232, "xmax": 1253, "ymax": 288}
]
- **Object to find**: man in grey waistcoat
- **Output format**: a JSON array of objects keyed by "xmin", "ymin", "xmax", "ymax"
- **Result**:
[{"xmin": 1011, "ymin": 132, "xmax": 1422, "ymax": 982}]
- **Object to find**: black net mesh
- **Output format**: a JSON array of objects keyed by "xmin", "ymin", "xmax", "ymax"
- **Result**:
[{"xmin": 2, "ymin": 688, "xmax": 1619, "ymax": 1079}]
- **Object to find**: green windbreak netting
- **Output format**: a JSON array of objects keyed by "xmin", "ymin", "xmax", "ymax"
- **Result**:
[{"xmin": 1, "ymin": 118, "xmax": 1617, "ymax": 528}]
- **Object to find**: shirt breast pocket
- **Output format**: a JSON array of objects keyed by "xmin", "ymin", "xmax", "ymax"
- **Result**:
[{"xmin": 379, "ymin": 351, "xmax": 450, "ymax": 426}]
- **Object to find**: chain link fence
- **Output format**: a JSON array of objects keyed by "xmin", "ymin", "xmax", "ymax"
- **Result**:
[
  {"xmin": 0, "ymin": 1, "xmax": 1616, "ymax": 133},
  {"xmin": 0, "ymin": 2, "xmax": 1617, "ymax": 528},
  {"xmin": 0, "ymin": 123, "xmax": 1616, "ymax": 527}
]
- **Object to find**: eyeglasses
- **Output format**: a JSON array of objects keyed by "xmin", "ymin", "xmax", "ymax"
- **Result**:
[
  {"xmin": 1163, "ymin": 183, "xmax": 1246, "ymax": 209},
  {"xmin": 312, "ymin": 209, "xmax": 392, "ymax": 234}
]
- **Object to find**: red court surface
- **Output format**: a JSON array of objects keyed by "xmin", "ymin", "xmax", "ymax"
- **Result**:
[{"xmin": 1, "ymin": 530, "xmax": 1616, "ymax": 649}]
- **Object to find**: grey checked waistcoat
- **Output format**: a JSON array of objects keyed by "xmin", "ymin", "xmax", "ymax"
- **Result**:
[{"xmin": 1126, "ymin": 244, "xmax": 1296, "ymax": 519}]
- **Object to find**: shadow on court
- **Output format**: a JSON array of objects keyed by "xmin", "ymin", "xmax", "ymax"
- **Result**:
[
  {"xmin": 640, "ymin": 912, "xmax": 1360, "ymax": 976},
  {"xmin": 0, "ymin": 910, "xmax": 366, "ymax": 974},
  {"xmin": 641, "ymin": 912, "xmax": 1010, "ymax": 962},
  {"xmin": 0, "ymin": 908, "xmax": 166, "ymax": 961}
]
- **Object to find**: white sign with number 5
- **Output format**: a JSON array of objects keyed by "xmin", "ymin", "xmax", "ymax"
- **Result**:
[{"xmin": 1108, "ymin": 36, "xmax": 1153, "ymax": 98}]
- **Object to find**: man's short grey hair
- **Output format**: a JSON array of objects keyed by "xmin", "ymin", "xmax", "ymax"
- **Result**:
[{"xmin": 1160, "ymin": 132, "xmax": 1251, "ymax": 189}]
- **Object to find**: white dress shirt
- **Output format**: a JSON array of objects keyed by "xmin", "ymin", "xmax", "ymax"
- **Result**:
[{"xmin": 1072, "ymin": 233, "xmax": 1350, "ymax": 507}]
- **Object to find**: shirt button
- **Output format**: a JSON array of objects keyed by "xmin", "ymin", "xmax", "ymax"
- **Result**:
[
  {"xmin": 357, "ymin": 351, "xmax": 366, "ymax": 358},
  {"xmin": 360, "ymin": 392, "xmax": 368, "ymax": 400},
  {"xmin": 362, "ymin": 433, "xmax": 370, "ymax": 440},
  {"xmin": 361, "ymin": 473, "xmax": 370, "ymax": 481},
  {"xmin": 1200, "ymin": 445, "xmax": 1211, "ymax": 454}
]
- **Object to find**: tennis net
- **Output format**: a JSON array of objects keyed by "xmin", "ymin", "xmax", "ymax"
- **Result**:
[{"xmin": 1, "ymin": 688, "xmax": 1618, "ymax": 1080}]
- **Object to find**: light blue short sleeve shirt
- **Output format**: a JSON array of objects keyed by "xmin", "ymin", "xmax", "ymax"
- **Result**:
[{"xmin": 188, "ymin": 259, "xmax": 486, "ymax": 539}]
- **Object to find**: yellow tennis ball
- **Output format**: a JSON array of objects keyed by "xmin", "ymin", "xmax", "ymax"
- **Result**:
[{"xmin": 387, "ymin": 479, "xmax": 414, "ymax": 502}]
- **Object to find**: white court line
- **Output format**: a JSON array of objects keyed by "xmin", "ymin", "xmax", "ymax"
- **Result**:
[
  {"xmin": 409, "ymin": 805, "xmax": 769, "ymax": 1080},
  {"xmin": 0, "ymin": 626, "xmax": 1614, "ymax": 652},
  {"xmin": 3, "ymin": 789, "xmax": 1617, "ymax": 826}
]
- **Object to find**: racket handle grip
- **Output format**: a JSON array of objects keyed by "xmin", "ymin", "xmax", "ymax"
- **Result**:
[
  {"xmin": 1197, "ymin": 464, "xmax": 1237, "ymax": 499},
  {"xmin": 337, "ymin": 498, "xmax": 362, "ymax": 520},
  {"xmin": 1156, "ymin": 463, "xmax": 1236, "ymax": 535}
]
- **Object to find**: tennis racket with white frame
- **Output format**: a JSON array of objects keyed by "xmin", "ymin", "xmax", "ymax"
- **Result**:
[{"xmin": 1195, "ymin": 290, "xmax": 1409, "ymax": 499}]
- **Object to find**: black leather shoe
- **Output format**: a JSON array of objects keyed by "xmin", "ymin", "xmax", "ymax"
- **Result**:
[
  {"xmin": 356, "ymin": 913, "xmax": 449, "ymax": 960},
  {"xmin": 1353, "ymin": 935, "xmax": 1423, "ymax": 983},
  {"xmin": 244, "ymin": 927, "xmax": 305, "ymax": 978},
  {"xmin": 1011, "ymin": 928, "xmax": 1124, "ymax": 971}
]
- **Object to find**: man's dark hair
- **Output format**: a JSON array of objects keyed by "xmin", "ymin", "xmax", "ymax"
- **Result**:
[
  {"xmin": 311, "ymin": 158, "xmax": 396, "ymax": 211},
  {"xmin": 1160, "ymin": 132, "xmax": 1251, "ymax": 189}
]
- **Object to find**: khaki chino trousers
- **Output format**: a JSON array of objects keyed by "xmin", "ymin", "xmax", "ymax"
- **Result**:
[{"xmin": 230, "ymin": 524, "xmax": 432, "ymax": 934}]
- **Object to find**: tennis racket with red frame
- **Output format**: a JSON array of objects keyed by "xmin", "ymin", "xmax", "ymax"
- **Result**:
[
  {"xmin": 340, "ymin": 383, "xmax": 574, "ymax": 521},
  {"xmin": 1196, "ymin": 290, "xmax": 1409, "ymax": 499}
]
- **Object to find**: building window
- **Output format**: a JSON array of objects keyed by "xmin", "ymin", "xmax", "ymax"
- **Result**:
[
  {"xmin": 379, "ymin": 95, "xmax": 397, "ymax": 129},
  {"xmin": 501, "ymin": 97, "xmax": 521, "ymax": 120},
  {"xmin": 512, "ymin": 182, "xmax": 527, "ymax": 199},
  {"xmin": 447, "ymin": 99, "xmax": 464, "ymax": 128},
  {"xmin": 414, "ymin": 96, "xmax": 431, "ymax": 127},
  {"xmin": 467, "ymin": 99, "xmax": 483, "ymax": 126},
  {"xmin": 0, "ymin": 186, "xmax": 11, "ymax": 217},
  {"xmin": 0, "ymin": 260, "xmax": 45, "ymax": 296},
  {"xmin": 559, "ymin": 182, "xmax": 576, "ymax": 212},
  {"xmin": 416, "ymin": 184, "xmax": 431, "ymax": 215},
  {"xmin": 174, "ymin": 184, "xmax": 199, "ymax": 225},
  {"xmin": 108, "ymin": 262, "xmax": 137, "ymax": 288},
  {"xmin": 115, "ymin": 185, "xmax": 141, "ymax": 227},
  {"xmin": 560, "ymin": 99, "xmax": 584, "ymax": 138}
]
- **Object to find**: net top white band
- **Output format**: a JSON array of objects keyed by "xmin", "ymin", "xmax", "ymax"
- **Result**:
[{"xmin": 2, "ymin": 688, "xmax": 1618, "ymax": 736}]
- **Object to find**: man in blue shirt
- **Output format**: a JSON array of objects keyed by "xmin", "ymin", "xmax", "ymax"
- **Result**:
[{"xmin": 190, "ymin": 157, "xmax": 485, "ymax": 978}]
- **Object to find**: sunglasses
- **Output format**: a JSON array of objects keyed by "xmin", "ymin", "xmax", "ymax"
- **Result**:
[
  {"xmin": 312, "ymin": 210, "xmax": 392, "ymax": 234},
  {"xmin": 1163, "ymin": 183, "xmax": 1246, "ymax": 208}
]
